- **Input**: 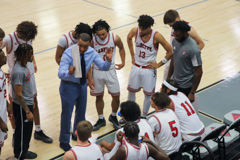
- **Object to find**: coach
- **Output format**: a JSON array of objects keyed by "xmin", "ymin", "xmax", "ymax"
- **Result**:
[
  {"xmin": 167, "ymin": 21, "xmax": 203, "ymax": 103},
  {"xmin": 58, "ymin": 33, "xmax": 113, "ymax": 151}
]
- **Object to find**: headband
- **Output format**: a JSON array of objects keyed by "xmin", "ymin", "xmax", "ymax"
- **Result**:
[{"xmin": 163, "ymin": 80, "xmax": 178, "ymax": 91}]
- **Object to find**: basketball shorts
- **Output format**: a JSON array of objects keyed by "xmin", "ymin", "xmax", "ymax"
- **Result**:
[
  {"xmin": 127, "ymin": 65, "xmax": 156, "ymax": 96},
  {"xmin": 182, "ymin": 127, "xmax": 206, "ymax": 141},
  {"xmin": 90, "ymin": 69, "xmax": 120, "ymax": 97}
]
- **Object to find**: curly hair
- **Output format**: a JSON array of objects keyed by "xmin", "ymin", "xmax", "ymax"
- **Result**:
[
  {"xmin": 15, "ymin": 44, "xmax": 33, "ymax": 67},
  {"xmin": 124, "ymin": 122, "xmax": 140, "ymax": 139},
  {"xmin": 137, "ymin": 15, "xmax": 154, "ymax": 29},
  {"xmin": 92, "ymin": 19, "xmax": 110, "ymax": 34},
  {"xmin": 16, "ymin": 21, "xmax": 38, "ymax": 41},
  {"xmin": 163, "ymin": 9, "xmax": 180, "ymax": 24},
  {"xmin": 0, "ymin": 28, "xmax": 5, "ymax": 38},
  {"xmin": 162, "ymin": 79, "xmax": 179, "ymax": 95},
  {"xmin": 75, "ymin": 22, "xmax": 92, "ymax": 39},
  {"xmin": 172, "ymin": 21, "xmax": 190, "ymax": 32},
  {"xmin": 120, "ymin": 101, "xmax": 141, "ymax": 122},
  {"xmin": 151, "ymin": 92, "xmax": 171, "ymax": 109}
]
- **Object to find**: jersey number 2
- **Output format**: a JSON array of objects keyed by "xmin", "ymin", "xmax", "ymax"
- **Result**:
[
  {"xmin": 181, "ymin": 101, "xmax": 195, "ymax": 116},
  {"xmin": 169, "ymin": 120, "xmax": 178, "ymax": 137},
  {"xmin": 139, "ymin": 51, "xmax": 145, "ymax": 58}
]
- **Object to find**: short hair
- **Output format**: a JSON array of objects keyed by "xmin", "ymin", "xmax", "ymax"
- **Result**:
[
  {"xmin": 77, "ymin": 33, "xmax": 91, "ymax": 42},
  {"xmin": 124, "ymin": 122, "xmax": 140, "ymax": 139},
  {"xmin": 120, "ymin": 101, "xmax": 141, "ymax": 121},
  {"xmin": 75, "ymin": 22, "xmax": 92, "ymax": 39},
  {"xmin": 15, "ymin": 44, "xmax": 33, "ymax": 67},
  {"xmin": 77, "ymin": 120, "xmax": 93, "ymax": 142},
  {"xmin": 16, "ymin": 21, "xmax": 38, "ymax": 41},
  {"xmin": 163, "ymin": 9, "xmax": 180, "ymax": 24},
  {"xmin": 172, "ymin": 21, "xmax": 190, "ymax": 32},
  {"xmin": 162, "ymin": 79, "xmax": 179, "ymax": 95},
  {"xmin": 137, "ymin": 15, "xmax": 154, "ymax": 29},
  {"xmin": 0, "ymin": 28, "xmax": 5, "ymax": 38},
  {"xmin": 151, "ymin": 92, "xmax": 171, "ymax": 109},
  {"xmin": 92, "ymin": 19, "xmax": 110, "ymax": 34}
]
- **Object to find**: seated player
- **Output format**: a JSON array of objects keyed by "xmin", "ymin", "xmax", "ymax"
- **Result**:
[
  {"xmin": 63, "ymin": 120, "xmax": 104, "ymax": 160},
  {"xmin": 161, "ymin": 79, "xmax": 206, "ymax": 141},
  {"xmin": 104, "ymin": 122, "xmax": 170, "ymax": 160},
  {"xmin": 148, "ymin": 92, "xmax": 182, "ymax": 154},
  {"xmin": 100, "ymin": 101, "xmax": 154, "ymax": 153}
]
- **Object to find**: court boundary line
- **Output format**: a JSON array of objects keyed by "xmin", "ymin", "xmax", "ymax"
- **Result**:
[{"xmin": 50, "ymin": 71, "xmax": 240, "ymax": 160}]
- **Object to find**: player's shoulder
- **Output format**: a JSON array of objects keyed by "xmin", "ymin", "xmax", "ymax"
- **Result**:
[{"xmin": 63, "ymin": 149, "xmax": 75, "ymax": 160}]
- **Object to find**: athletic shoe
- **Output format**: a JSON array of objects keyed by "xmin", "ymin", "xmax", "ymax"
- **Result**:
[
  {"xmin": 93, "ymin": 118, "xmax": 106, "ymax": 131},
  {"xmin": 119, "ymin": 118, "xmax": 126, "ymax": 124},
  {"xmin": 34, "ymin": 130, "xmax": 53, "ymax": 143},
  {"xmin": 140, "ymin": 116, "xmax": 147, "ymax": 119},
  {"xmin": 60, "ymin": 143, "xmax": 71, "ymax": 152},
  {"xmin": 12, "ymin": 133, "xmax": 15, "ymax": 148},
  {"xmin": 23, "ymin": 151, "xmax": 37, "ymax": 159},
  {"xmin": 109, "ymin": 115, "xmax": 121, "ymax": 130}
]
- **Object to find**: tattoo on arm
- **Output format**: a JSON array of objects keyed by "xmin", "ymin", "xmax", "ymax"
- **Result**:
[{"xmin": 17, "ymin": 95, "xmax": 30, "ymax": 113}]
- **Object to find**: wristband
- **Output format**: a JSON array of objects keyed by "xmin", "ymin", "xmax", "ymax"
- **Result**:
[
  {"xmin": 161, "ymin": 57, "xmax": 168, "ymax": 64},
  {"xmin": 107, "ymin": 59, "xmax": 112, "ymax": 62}
]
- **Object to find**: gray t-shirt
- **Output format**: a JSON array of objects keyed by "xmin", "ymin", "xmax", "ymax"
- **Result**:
[
  {"xmin": 172, "ymin": 35, "xmax": 202, "ymax": 88},
  {"xmin": 11, "ymin": 62, "xmax": 33, "ymax": 105}
]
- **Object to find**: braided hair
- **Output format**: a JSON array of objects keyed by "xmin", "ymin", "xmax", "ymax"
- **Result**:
[
  {"xmin": 15, "ymin": 44, "xmax": 33, "ymax": 67},
  {"xmin": 92, "ymin": 19, "xmax": 110, "ymax": 34},
  {"xmin": 124, "ymin": 122, "xmax": 140, "ymax": 139}
]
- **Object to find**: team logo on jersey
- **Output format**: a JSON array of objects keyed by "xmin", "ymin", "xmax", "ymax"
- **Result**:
[
  {"xmin": 15, "ymin": 43, "xmax": 17, "ymax": 45},
  {"xmin": 97, "ymin": 47, "xmax": 114, "ymax": 53},
  {"xmin": 182, "ymin": 50, "xmax": 186, "ymax": 55},
  {"xmin": 136, "ymin": 42, "xmax": 152, "ymax": 52}
]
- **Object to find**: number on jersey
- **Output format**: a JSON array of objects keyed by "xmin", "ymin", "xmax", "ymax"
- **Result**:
[
  {"xmin": 181, "ymin": 101, "xmax": 195, "ymax": 116},
  {"xmin": 169, "ymin": 120, "xmax": 178, "ymax": 137},
  {"xmin": 139, "ymin": 51, "xmax": 145, "ymax": 58}
]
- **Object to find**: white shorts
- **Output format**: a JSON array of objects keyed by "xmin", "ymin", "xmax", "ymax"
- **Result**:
[
  {"xmin": 163, "ymin": 59, "xmax": 171, "ymax": 81},
  {"xmin": 90, "ymin": 69, "xmax": 120, "ymax": 96},
  {"xmin": 127, "ymin": 65, "xmax": 156, "ymax": 96},
  {"xmin": 182, "ymin": 127, "xmax": 206, "ymax": 142},
  {"xmin": 8, "ymin": 73, "xmax": 37, "ymax": 102},
  {"xmin": 0, "ymin": 105, "xmax": 8, "ymax": 148}
]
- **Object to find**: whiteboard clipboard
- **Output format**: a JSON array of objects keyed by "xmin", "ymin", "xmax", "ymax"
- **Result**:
[{"xmin": 72, "ymin": 45, "xmax": 82, "ymax": 78}]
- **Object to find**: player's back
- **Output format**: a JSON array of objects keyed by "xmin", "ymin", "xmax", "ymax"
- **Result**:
[
  {"xmin": 136, "ymin": 119, "xmax": 155, "ymax": 142},
  {"xmin": 149, "ymin": 108, "xmax": 182, "ymax": 154},
  {"xmin": 122, "ymin": 139, "xmax": 149, "ymax": 160},
  {"xmin": 70, "ymin": 143, "xmax": 104, "ymax": 160},
  {"xmin": 169, "ymin": 92, "xmax": 204, "ymax": 134}
]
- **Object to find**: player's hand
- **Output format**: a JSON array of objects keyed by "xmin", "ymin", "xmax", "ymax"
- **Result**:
[
  {"xmin": 116, "ymin": 131, "xmax": 123, "ymax": 142},
  {"xmin": 68, "ymin": 66, "xmax": 76, "ymax": 75},
  {"xmin": 34, "ymin": 64, "xmax": 38, "ymax": 73},
  {"xmin": 147, "ymin": 61, "xmax": 159, "ymax": 69},
  {"xmin": 7, "ymin": 105, "xmax": 13, "ymax": 120},
  {"xmin": 88, "ymin": 79, "xmax": 95, "ymax": 90},
  {"xmin": 131, "ymin": 55, "xmax": 135, "ymax": 64},
  {"xmin": 115, "ymin": 63, "xmax": 125, "ymax": 70},
  {"xmin": 105, "ymin": 48, "xmax": 113, "ymax": 61},
  {"xmin": 188, "ymin": 92, "xmax": 195, "ymax": 103},
  {"xmin": 0, "ymin": 121, "xmax": 8, "ymax": 133},
  {"xmin": 141, "ymin": 136, "xmax": 151, "ymax": 143},
  {"xmin": 100, "ymin": 140, "xmax": 107, "ymax": 148},
  {"xmin": 26, "ymin": 111, "xmax": 34, "ymax": 121}
]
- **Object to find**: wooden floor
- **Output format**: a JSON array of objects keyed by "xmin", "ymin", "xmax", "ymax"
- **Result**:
[{"xmin": 0, "ymin": 0, "xmax": 240, "ymax": 159}]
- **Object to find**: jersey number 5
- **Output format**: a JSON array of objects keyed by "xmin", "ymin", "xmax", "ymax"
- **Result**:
[
  {"xmin": 169, "ymin": 120, "xmax": 178, "ymax": 137},
  {"xmin": 139, "ymin": 51, "xmax": 145, "ymax": 58},
  {"xmin": 181, "ymin": 101, "xmax": 195, "ymax": 116}
]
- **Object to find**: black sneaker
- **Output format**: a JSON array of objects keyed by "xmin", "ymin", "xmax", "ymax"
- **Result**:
[
  {"xmin": 119, "ymin": 118, "xmax": 126, "ymax": 124},
  {"xmin": 23, "ymin": 151, "xmax": 37, "ymax": 159},
  {"xmin": 60, "ymin": 142, "xmax": 71, "ymax": 152},
  {"xmin": 72, "ymin": 133, "xmax": 77, "ymax": 141},
  {"xmin": 93, "ymin": 118, "xmax": 106, "ymax": 131},
  {"xmin": 34, "ymin": 130, "xmax": 53, "ymax": 143},
  {"xmin": 140, "ymin": 116, "xmax": 147, "ymax": 119},
  {"xmin": 12, "ymin": 133, "xmax": 15, "ymax": 148},
  {"xmin": 109, "ymin": 115, "xmax": 121, "ymax": 130}
]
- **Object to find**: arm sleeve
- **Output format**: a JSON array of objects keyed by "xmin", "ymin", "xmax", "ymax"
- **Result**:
[
  {"xmin": 58, "ymin": 35, "xmax": 67, "ymax": 48},
  {"xmin": 103, "ymin": 141, "xmax": 121, "ymax": 160},
  {"xmin": 58, "ymin": 51, "xmax": 71, "ymax": 79},
  {"xmin": 11, "ymin": 72, "xmax": 24, "ymax": 86},
  {"xmin": 93, "ymin": 50, "xmax": 111, "ymax": 71}
]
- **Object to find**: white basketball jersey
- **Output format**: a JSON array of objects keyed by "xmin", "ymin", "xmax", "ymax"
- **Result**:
[
  {"xmin": 5, "ymin": 32, "xmax": 34, "ymax": 74},
  {"xmin": 170, "ymin": 21, "xmax": 191, "ymax": 46},
  {"xmin": 63, "ymin": 30, "xmax": 77, "ymax": 48},
  {"xmin": 122, "ymin": 139, "xmax": 149, "ymax": 160},
  {"xmin": 135, "ymin": 28, "xmax": 158, "ymax": 66},
  {"xmin": 92, "ymin": 32, "xmax": 116, "ymax": 70},
  {"xmin": 70, "ymin": 143, "xmax": 104, "ymax": 160},
  {"xmin": 149, "ymin": 108, "xmax": 182, "ymax": 154},
  {"xmin": 0, "ymin": 69, "xmax": 7, "ymax": 128},
  {"xmin": 169, "ymin": 92, "xmax": 204, "ymax": 134}
]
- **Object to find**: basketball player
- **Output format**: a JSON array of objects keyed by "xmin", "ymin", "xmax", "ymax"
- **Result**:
[
  {"xmin": 63, "ymin": 120, "xmax": 104, "ymax": 160},
  {"xmin": 11, "ymin": 44, "xmax": 36, "ymax": 159},
  {"xmin": 91, "ymin": 20, "xmax": 125, "ymax": 131},
  {"xmin": 0, "ymin": 49, "xmax": 12, "ymax": 155},
  {"xmin": 161, "ymin": 79, "xmax": 205, "ymax": 141},
  {"xmin": 127, "ymin": 15, "xmax": 172, "ymax": 118},
  {"xmin": 1, "ymin": 21, "xmax": 52, "ymax": 143},
  {"xmin": 100, "ymin": 101, "xmax": 154, "ymax": 156},
  {"xmin": 104, "ymin": 122, "xmax": 170, "ymax": 160},
  {"xmin": 148, "ymin": 92, "xmax": 182, "ymax": 154},
  {"xmin": 161, "ymin": 9, "xmax": 205, "ymax": 81}
]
